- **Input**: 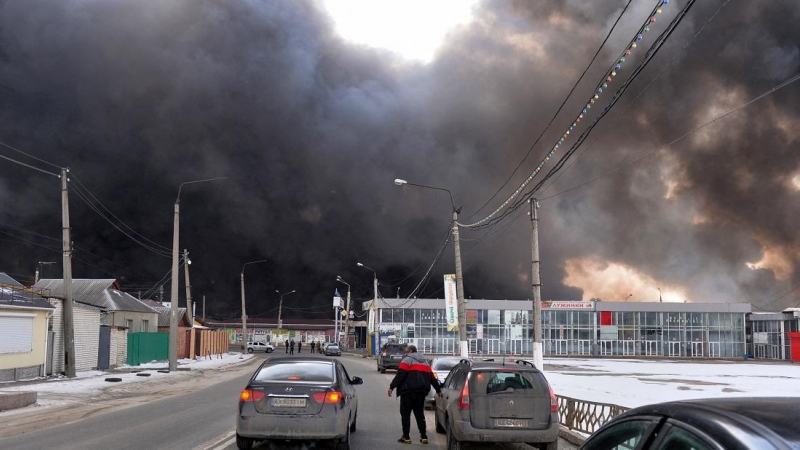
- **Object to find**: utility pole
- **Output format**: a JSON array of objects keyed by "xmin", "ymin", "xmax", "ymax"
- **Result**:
[
  {"xmin": 169, "ymin": 195, "xmax": 180, "ymax": 371},
  {"xmin": 158, "ymin": 285, "xmax": 164, "ymax": 304},
  {"xmin": 183, "ymin": 249, "xmax": 192, "ymax": 326},
  {"xmin": 202, "ymin": 294, "xmax": 206, "ymax": 321},
  {"xmin": 530, "ymin": 198, "xmax": 543, "ymax": 371},
  {"xmin": 344, "ymin": 286, "xmax": 351, "ymax": 348},
  {"xmin": 61, "ymin": 168, "xmax": 76, "ymax": 378},
  {"xmin": 452, "ymin": 209, "xmax": 468, "ymax": 358}
]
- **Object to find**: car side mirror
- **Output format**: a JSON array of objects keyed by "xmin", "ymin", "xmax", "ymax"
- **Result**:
[{"xmin": 351, "ymin": 376, "xmax": 364, "ymax": 385}]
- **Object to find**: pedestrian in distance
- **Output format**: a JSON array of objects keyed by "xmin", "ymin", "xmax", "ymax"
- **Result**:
[
  {"xmin": 289, "ymin": 339, "xmax": 295, "ymax": 355},
  {"xmin": 298, "ymin": 340, "xmax": 302, "ymax": 353},
  {"xmin": 310, "ymin": 341, "xmax": 316, "ymax": 353},
  {"xmin": 387, "ymin": 344, "xmax": 441, "ymax": 445},
  {"xmin": 285, "ymin": 340, "xmax": 289, "ymax": 354}
]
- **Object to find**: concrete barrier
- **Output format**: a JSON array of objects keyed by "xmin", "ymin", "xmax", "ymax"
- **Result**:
[{"xmin": 0, "ymin": 391, "xmax": 37, "ymax": 412}]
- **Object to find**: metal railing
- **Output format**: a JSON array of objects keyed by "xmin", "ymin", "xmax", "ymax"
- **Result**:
[{"xmin": 558, "ymin": 395, "xmax": 629, "ymax": 435}]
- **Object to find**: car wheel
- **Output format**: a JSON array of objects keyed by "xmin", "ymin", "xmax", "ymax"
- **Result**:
[
  {"xmin": 266, "ymin": 348, "xmax": 273, "ymax": 353},
  {"xmin": 236, "ymin": 434, "xmax": 253, "ymax": 449},
  {"xmin": 334, "ymin": 420, "xmax": 351, "ymax": 450},
  {"xmin": 247, "ymin": 348, "xmax": 253, "ymax": 353},
  {"xmin": 380, "ymin": 368, "xmax": 386, "ymax": 374},
  {"xmin": 350, "ymin": 412, "xmax": 357, "ymax": 433},
  {"xmin": 446, "ymin": 419, "xmax": 461, "ymax": 450},
  {"xmin": 434, "ymin": 409, "xmax": 445, "ymax": 434}
]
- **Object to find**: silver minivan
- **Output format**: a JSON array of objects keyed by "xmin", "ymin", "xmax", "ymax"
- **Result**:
[{"xmin": 434, "ymin": 359, "xmax": 558, "ymax": 450}]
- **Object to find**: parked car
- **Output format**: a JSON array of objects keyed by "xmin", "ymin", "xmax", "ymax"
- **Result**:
[
  {"xmin": 377, "ymin": 342, "xmax": 408, "ymax": 373},
  {"xmin": 246, "ymin": 341, "xmax": 275, "ymax": 353},
  {"xmin": 579, "ymin": 397, "xmax": 800, "ymax": 450},
  {"xmin": 324, "ymin": 344, "xmax": 342, "ymax": 356},
  {"xmin": 425, "ymin": 356, "xmax": 463, "ymax": 409},
  {"xmin": 434, "ymin": 359, "xmax": 558, "ymax": 450},
  {"xmin": 236, "ymin": 356, "xmax": 364, "ymax": 449}
]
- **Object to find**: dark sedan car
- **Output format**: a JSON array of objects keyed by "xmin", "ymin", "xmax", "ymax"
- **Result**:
[
  {"xmin": 236, "ymin": 356, "xmax": 363, "ymax": 449},
  {"xmin": 324, "ymin": 344, "xmax": 342, "ymax": 356},
  {"xmin": 579, "ymin": 397, "xmax": 800, "ymax": 450}
]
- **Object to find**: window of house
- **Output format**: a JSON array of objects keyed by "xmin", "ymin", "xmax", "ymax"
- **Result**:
[{"xmin": 141, "ymin": 319, "xmax": 149, "ymax": 332}]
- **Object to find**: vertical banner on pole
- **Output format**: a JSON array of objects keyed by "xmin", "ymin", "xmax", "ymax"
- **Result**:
[{"xmin": 444, "ymin": 274, "xmax": 459, "ymax": 332}]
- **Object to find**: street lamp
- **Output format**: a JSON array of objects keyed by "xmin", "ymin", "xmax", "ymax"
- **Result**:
[
  {"xmin": 624, "ymin": 294, "xmax": 633, "ymax": 302},
  {"xmin": 357, "ymin": 262, "xmax": 379, "ymax": 355},
  {"xmin": 336, "ymin": 276, "xmax": 351, "ymax": 348},
  {"xmin": 394, "ymin": 178, "xmax": 468, "ymax": 358},
  {"xmin": 169, "ymin": 177, "xmax": 226, "ymax": 372},
  {"xmin": 276, "ymin": 289, "xmax": 295, "ymax": 329},
  {"xmin": 240, "ymin": 259, "xmax": 267, "ymax": 356}
]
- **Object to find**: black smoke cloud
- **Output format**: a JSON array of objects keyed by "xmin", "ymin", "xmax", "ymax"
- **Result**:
[{"xmin": 0, "ymin": 0, "xmax": 798, "ymax": 319}]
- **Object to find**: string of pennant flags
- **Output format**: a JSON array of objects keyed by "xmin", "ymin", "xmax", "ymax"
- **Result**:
[{"xmin": 460, "ymin": 0, "xmax": 670, "ymax": 229}]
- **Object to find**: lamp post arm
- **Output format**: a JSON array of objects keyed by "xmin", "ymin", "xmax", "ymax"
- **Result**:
[{"xmin": 177, "ymin": 176, "xmax": 227, "ymax": 203}]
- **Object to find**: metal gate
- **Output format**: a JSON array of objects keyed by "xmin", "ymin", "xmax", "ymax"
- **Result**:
[
  {"xmin": 486, "ymin": 339, "xmax": 500, "ymax": 354},
  {"xmin": 98, "ymin": 325, "xmax": 111, "ymax": 370},
  {"xmin": 620, "ymin": 340, "xmax": 635, "ymax": 356},
  {"xmin": 643, "ymin": 340, "xmax": 660, "ymax": 356},
  {"xmin": 438, "ymin": 338, "xmax": 457, "ymax": 355},
  {"xmin": 668, "ymin": 341, "xmax": 681, "ymax": 357}
]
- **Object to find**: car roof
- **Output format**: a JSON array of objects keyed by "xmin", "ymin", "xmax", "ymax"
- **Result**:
[
  {"xmin": 457, "ymin": 359, "xmax": 543, "ymax": 373},
  {"xmin": 266, "ymin": 356, "xmax": 336, "ymax": 364},
  {"xmin": 617, "ymin": 397, "xmax": 800, "ymax": 446}
]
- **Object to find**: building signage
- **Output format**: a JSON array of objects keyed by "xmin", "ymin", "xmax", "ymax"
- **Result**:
[
  {"xmin": 542, "ymin": 300, "xmax": 594, "ymax": 310},
  {"xmin": 444, "ymin": 274, "xmax": 459, "ymax": 331}
]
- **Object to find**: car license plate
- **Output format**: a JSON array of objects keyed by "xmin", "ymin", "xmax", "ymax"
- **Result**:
[
  {"xmin": 271, "ymin": 397, "xmax": 306, "ymax": 407},
  {"xmin": 494, "ymin": 418, "xmax": 529, "ymax": 428}
]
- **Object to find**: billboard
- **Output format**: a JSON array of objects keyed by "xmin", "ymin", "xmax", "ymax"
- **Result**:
[{"xmin": 444, "ymin": 274, "xmax": 459, "ymax": 331}]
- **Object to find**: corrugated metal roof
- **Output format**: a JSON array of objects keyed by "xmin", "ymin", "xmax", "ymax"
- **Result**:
[
  {"xmin": 0, "ymin": 273, "xmax": 55, "ymax": 310},
  {"xmin": 33, "ymin": 279, "xmax": 156, "ymax": 313},
  {"xmin": 152, "ymin": 306, "xmax": 188, "ymax": 327}
]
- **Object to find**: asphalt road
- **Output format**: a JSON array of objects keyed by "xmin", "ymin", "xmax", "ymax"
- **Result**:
[{"xmin": 0, "ymin": 352, "xmax": 578, "ymax": 450}]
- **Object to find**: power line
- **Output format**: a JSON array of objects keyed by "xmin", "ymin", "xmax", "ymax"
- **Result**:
[
  {"xmin": 0, "ymin": 139, "xmax": 61, "ymax": 169},
  {"xmin": 466, "ymin": 0, "xmax": 635, "ymax": 221}
]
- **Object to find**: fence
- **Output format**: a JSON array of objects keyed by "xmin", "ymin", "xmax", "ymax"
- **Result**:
[
  {"xmin": 558, "ymin": 395, "xmax": 630, "ymax": 435},
  {"xmin": 127, "ymin": 332, "xmax": 168, "ymax": 366}
]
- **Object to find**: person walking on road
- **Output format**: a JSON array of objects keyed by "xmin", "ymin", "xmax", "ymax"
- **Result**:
[
  {"xmin": 298, "ymin": 340, "xmax": 303, "ymax": 353},
  {"xmin": 285, "ymin": 340, "xmax": 289, "ymax": 354},
  {"xmin": 387, "ymin": 345, "xmax": 441, "ymax": 445},
  {"xmin": 310, "ymin": 341, "xmax": 316, "ymax": 353},
  {"xmin": 289, "ymin": 339, "xmax": 295, "ymax": 355}
]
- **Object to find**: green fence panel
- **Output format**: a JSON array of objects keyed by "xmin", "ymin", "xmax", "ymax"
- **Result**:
[{"xmin": 127, "ymin": 332, "xmax": 169, "ymax": 366}]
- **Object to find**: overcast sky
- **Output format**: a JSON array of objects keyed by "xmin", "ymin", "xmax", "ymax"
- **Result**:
[{"xmin": 1, "ymin": 0, "xmax": 798, "ymax": 319}]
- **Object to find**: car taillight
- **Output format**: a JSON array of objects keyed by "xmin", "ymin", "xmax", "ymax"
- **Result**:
[
  {"xmin": 313, "ymin": 390, "xmax": 343, "ymax": 404},
  {"xmin": 457, "ymin": 376, "xmax": 470, "ymax": 409},
  {"xmin": 240, "ymin": 389, "xmax": 265, "ymax": 402},
  {"xmin": 547, "ymin": 381, "xmax": 558, "ymax": 412}
]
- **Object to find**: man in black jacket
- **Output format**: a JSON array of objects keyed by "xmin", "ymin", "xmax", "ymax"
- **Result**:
[{"xmin": 387, "ymin": 345, "xmax": 441, "ymax": 444}]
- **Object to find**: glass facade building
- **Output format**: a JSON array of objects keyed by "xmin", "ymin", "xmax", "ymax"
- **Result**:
[{"xmin": 366, "ymin": 298, "xmax": 752, "ymax": 359}]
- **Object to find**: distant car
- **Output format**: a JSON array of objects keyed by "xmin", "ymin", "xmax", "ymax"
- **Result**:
[
  {"xmin": 579, "ymin": 397, "xmax": 800, "ymax": 450},
  {"xmin": 324, "ymin": 344, "xmax": 342, "ymax": 356},
  {"xmin": 236, "ymin": 356, "xmax": 363, "ymax": 449},
  {"xmin": 377, "ymin": 342, "xmax": 408, "ymax": 373},
  {"xmin": 425, "ymin": 356, "xmax": 462, "ymax": 409},
  {"xmin": 434, "ymin": 359, "xmax": 558, "ymax": 450},
  {"xmin": 246, "ymin": 342, "xmax": 275, "ymax": 353}
]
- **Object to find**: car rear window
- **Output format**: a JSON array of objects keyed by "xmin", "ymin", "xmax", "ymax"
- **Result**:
[
  {"xmin": 471, "ymin": 370, "xmax": 547, "ymax": 394},
  {"xmin": 255, "ymin": 362, "xmax": 334, "ymax": 382},
  {"xmin": 432, "ymin": 360, "xmax": 460, "ymax": 371},
  {"xmin": 383, "ymin": 345, "xmax": 407, "ymax": 354}
]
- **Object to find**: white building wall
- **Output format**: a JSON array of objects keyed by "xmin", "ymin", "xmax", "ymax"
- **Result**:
[
  {"xmin": 46, "ymin": 299, "xmax": 101, "ymax": 374},
  {"xmin": 110, "ymin": 327, "xmax": 128, "ymax": 368},
  {"xmin": 74, "ymin": 307, "xmax": 100, "ymax": 371}
]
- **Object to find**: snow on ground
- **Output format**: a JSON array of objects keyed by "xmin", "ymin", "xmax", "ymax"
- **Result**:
[
  {"xmin": 0, "ymin": 352, "xmax": 254, "ymax": 399},
  {"xmin": 544, "ymin": 358, "xmax": 800, "ymax": 409}
]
